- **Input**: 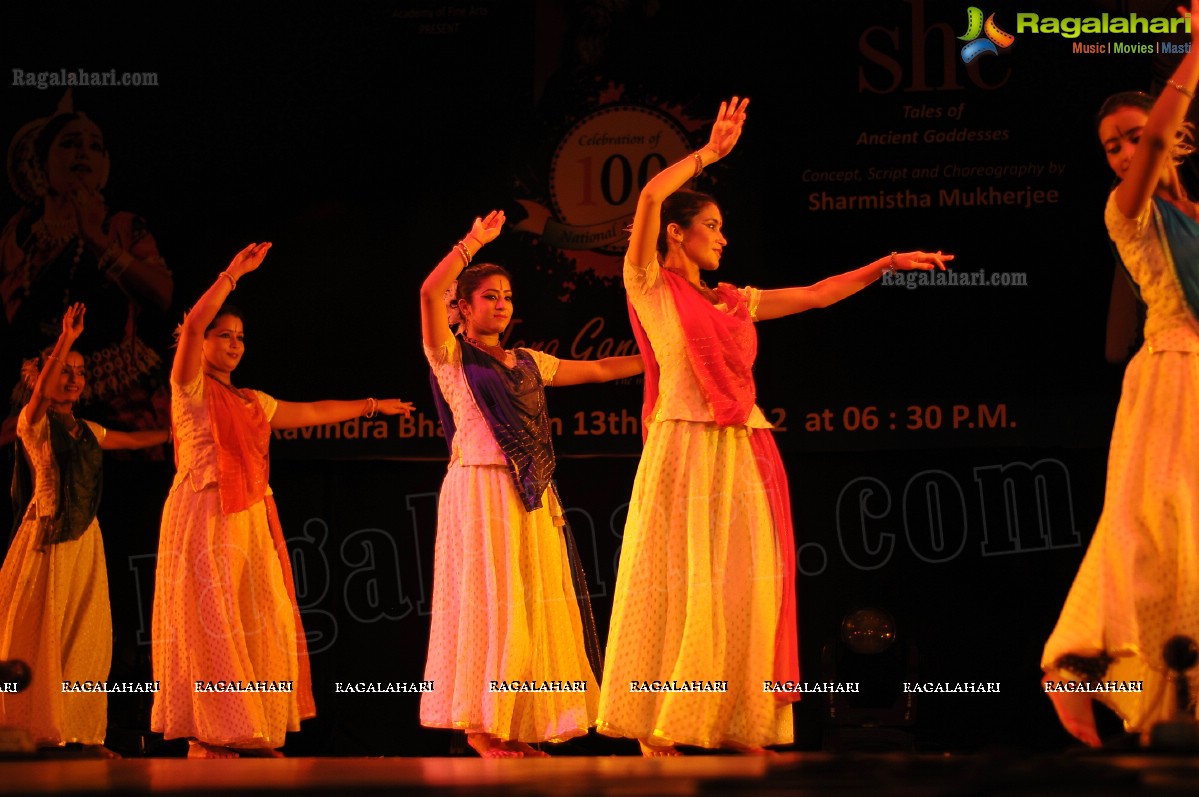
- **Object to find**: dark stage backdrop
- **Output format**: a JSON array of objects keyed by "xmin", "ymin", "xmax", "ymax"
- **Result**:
[{"xmin": 0, "ymin": 0, "xmax": 1183, "ymax": 754}]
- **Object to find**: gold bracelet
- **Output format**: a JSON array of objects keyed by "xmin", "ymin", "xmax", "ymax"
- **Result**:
[
  {"xmin": 692, "ymin": 150, "xmax": 704, "ymax": 179},
  {"xmin": 220, "ymin": 271, "xmax": 237, "ymax": 291},
  {"xmin": 454, "ymin": 241, "xmax": 472, "ymax": 268},
  {"xmin": 1169, "ymin": 79, "xmax": 1195, "ymax": 99},
  {"xmin": 364, "ymin": 397, "xmax": 378, "ymax": 418},
  {"xmin": 111, "ymin": 252, "xmax": 132, "ymax": 278},
  {"xmin": 97, "ymin": 242, "xmax": 121, "ymax": 275}
]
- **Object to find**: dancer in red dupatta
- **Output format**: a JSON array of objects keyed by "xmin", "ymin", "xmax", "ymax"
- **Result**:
[
  {"xmin": 595, "ymin": 97, "xmax": 952, "ymax": 756},
  {"xmin": 150, "ymin": 244, "xmax": 414, "ymax": 758}
]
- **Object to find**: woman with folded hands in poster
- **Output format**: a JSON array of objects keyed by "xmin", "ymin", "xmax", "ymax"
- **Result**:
[{"xmin": 1, "ymin": 92, "xmax": 173, "ymax": 454}]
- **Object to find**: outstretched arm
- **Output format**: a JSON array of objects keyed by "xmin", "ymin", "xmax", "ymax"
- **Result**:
[
  {"xmin": 270, "ymin": 397, "xmax": 414, "ymax": 430},
  {"xmin": 100, "ymin": 427, "xmax": 171, "ymax": 450},
  {"xmin": 420, "ymin": 211, "xmax": 504, "ymax": 350},
  {"xmin": 25, "ymin": 302, "xmax": 85, "ymax": 425},
  {"xmin": 627, "ymin": 97, "xmax": 749, "ymax": 269},
  {"xmin": 552, "ymin": 355, "xmax": 644, "ymax": 387},
  {"xmin": 172, "ymin": 243, "xmax": 272, "ymax": 385},
  {"xmin": 1113, "ymin": 0, "xmax": 1199, "ymax": 219},
  {"xmin": 755, "ymin": 250, "xmax": 954, "ymax": 320}
]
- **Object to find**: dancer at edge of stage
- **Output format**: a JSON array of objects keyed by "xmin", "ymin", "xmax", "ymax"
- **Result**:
[
  {"xmin": 1043, "ymin": 0, "xmax": 1199, "ymax": 749},
  {"xmin": 595, "ymin": 96, "xmax": 953, "ymax": 756},
  {"xmin": 151, "ymin": 243, "xmax": 414, "ymax": 758},
  {"xmin": 0, "ymin": 302, "xmax": 169, "ymax": 757},
  {"xmin": 418, "ymin": 210, "xmax": 642, "ymax": 758}
]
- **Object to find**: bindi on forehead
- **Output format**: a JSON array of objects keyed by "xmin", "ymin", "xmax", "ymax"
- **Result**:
[{"xmin": 1098, "ymin": 115, "xmax": 1136, "ymax": 143}]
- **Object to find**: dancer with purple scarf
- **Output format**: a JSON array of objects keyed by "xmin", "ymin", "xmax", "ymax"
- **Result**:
[{"xmin": 418, "ymin": 210, "xmax": 642, "ymax": 758}]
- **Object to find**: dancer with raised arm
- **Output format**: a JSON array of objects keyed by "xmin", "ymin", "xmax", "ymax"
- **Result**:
[
  {"xmin": 151, "ymin": 243, "xmax": 414, "ymax": 758},
  {"xmin": 0, "ymin": 303, "xmax": 169, "ymax": 757},
  {"xmin": 596, "ymin": 96, "xmax": 952, "ymax": 755},
  {"xmin": 1043, "ymin": 1, "xmax": 1199, "ymax": 748},
  {"xmin": 419, "ymin": 210, "xmax": 642, "ymax": 758}
]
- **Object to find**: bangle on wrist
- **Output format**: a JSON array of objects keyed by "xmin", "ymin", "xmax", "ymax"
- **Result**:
[
  {"xmin": 454, "ymin": 240, "xmax": 472, "ymax": 268},
  {"xmin": 364, "ymin": 397, "xmax": 378, "ymax": 418},
  {"xmin": 96, "ymin": 242, "xmax": 121, "ymax": 276},
  {"xmin": 692, "ymin": 146, "xmax": 719, "ymax": 179},
  {"xmin": 1169, "ymin": 79, "xmax": 1195, "ymax": 99},
  {"xmin": 886, "ymin": 252, "xmax": 898, "ymax": 275},
  {"xmin": 107, "ymin": 252, "xmax": 131, "ymax": 279},
  {"xmin": 220, "ymin": 271, "xmax": 237, "ymax": 291}
]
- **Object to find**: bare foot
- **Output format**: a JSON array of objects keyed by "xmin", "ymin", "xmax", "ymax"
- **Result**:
[
  {"xmin": 232, "ymin": 747, "xmax": 284, "ymax": 758},
  {"xmin": 1048, "ymin": 689, "xmax": 1101, "ymax": 747},
  {"xmin": 85, "ymin": 745, "xmax": 121, "ymax": 759},
  {"xmin": 503, "ymin": 741, "xmax": 549, "ymax": 758},
  {"xmin": 639, "ymin": 738, "xmax": 681, "ymax": 757},
  {"xmin": 467, "ymin": 733, "xmax": 522, "ymax": 759},
  {"xmin": 188, "ymin": 740, "xmax": 239, "ymax": 759},
  {"xmin": 722, "ymin": 740, "xmax": 777, "ymax": 756}
]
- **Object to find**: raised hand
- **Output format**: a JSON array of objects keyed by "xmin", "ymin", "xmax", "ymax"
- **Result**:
[
  {"xmin": 227, "ymin": 242, "xmax": 273, "ymax": 280},
  {"xmin": 706, "ymin": 96, "xmax": 750, "ymax": 159},
  {"xmin": 892, "ymin": 251, "xmax": 954, "ymax": 272},
  {"xmin": 61, "ymin": 302, "xmax": 86, "ymax": 342},
  {"xmin": 469, "ymin": 210, "xmax": 506, "ymax": 247},
  {"xmin": 376, "ymin": 398, "xmax": 416, "ymax": 416}
]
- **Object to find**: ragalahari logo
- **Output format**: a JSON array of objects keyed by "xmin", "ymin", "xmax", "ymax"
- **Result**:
[{"xmin": 959, "ymin": 7, "xmax": 1015, "ymax": 63}]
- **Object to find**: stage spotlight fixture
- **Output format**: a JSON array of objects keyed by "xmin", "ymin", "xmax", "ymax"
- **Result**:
[{"xmin": 820, "ymin": 606, "xmax": 917, "ymax": 753}]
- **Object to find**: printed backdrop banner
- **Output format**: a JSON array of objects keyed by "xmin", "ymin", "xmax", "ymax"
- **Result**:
[{"xmin": 0, "ymin": 0, "xmax": 1155, "ymax": 463}]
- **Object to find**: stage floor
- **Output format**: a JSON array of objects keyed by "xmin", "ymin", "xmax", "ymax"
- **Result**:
[{"xmin": 1, "ymin": 752, "xmax": 1199, "ymax": 797}]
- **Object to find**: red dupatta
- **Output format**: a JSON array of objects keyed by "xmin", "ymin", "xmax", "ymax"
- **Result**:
[
  {"xmin": 203, "ymin": 376, "xmax": 271, "ymax": 514},
  {"xmin": 197, "ymin": 375, "xmax": 316, "ymax": 718},
  {"xmin": 628, "ymin": 267, "xmax": 801, "ymax": 699}
]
